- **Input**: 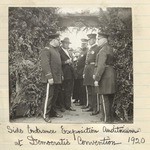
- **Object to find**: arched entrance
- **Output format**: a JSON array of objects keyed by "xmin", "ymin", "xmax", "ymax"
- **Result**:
[{"xmin": 9, "ymin": 7, "xmax": 133, "ymax": 123}]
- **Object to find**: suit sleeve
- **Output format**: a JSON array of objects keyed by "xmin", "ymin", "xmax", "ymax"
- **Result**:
[
  {"xmin": 83, "ymin": 66, "xmax": 86, "ymax": 75},
  {"xmin": 40, "ymin": 48, "xmax": 53, "ymax": 80},
  {"xmin": 94, "ymin": 48, "xmax": 107, "ymax": 81},
  {"xmin": 61, "ymin": 67, "xmax": 64, "ymax": 77},
  {"xmin": 61, "ymin": 58, "xmax": 66, "ymax": 65},
  {"xmin": 82, "ymin": 55, "xmax": 87, "ymax": 75},
  {"xmin": 59, "ymin": 51, "xmax": 67, "ymax": 65},
  {"xmin": 69, "ymin": 51, "xmax": 75, "ymax": 63}
]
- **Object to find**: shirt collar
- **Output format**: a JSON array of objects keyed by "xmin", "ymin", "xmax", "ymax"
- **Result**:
[
  {"xmin": 61, "ymin": 47, "xmax": 69, "ymax": 51},
  {"xmin": 89, "ymin": 43, "xmax": 97, "ymax": 49},
  {"xmin": 61, "ymin": 47, "xmax": 71, "ymax": 58},
  {"xmin": 99, "ymin": 41, "xmax": 108, "ymax": 49}
]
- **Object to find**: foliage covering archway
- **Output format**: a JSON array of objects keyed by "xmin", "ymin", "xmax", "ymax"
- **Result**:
[{"xmin": 9, "ymin": 7, "xmax": 133, "ymax": 122}]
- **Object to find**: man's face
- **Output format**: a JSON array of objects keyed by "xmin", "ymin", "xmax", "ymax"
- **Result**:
[
  {"xmin": 62, "ymin": 42, "xmax": 69, "ymax": 49},
  {"xmin": 81, "ymin": 43, "xmax": 88, "ymax": 49},
  {"xmin": 50, "ymin": 37, "xmax": 60, "ymax": 47},
  {"xmin": 88, "ymin": 38, "xmax": 96, "ymax": 46},
  {"xmin": 97, "ymin": 36, "xmax": 106, "ymax": 46},
  {"xmin": 54, "ymin": 37, "xmax": 60, "ymax": 47}
]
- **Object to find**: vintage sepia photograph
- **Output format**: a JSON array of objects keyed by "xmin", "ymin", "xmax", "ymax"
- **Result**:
[{"xmin": 9, "ymin": 7, "xmax": 133, "ymax": 124}]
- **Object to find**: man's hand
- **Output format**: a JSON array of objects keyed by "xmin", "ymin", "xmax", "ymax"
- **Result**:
[
  {"xmin": 94, "ymin": 81, "xmax": 99, "ymax": 86},
  {"xmin": 83, "ymin": 74, "xmax": 85, "ymax": 78},
  {"xmin": 93, "ymin": 75, "xmax": 95, "ymax": 80},
  {"xmin": 65, "ymin": 59, "xmax": 69, "ymax": 64},
  {"xmin": 48, "ymin": 78, "xmax": 54, "ymax": 85},
  {"xmin": 65, "ymin": 59, "xmax": 72, "ymax": 65},
  {"xmin": 62, "ymin": 76, "xmax": 64, "ymax": 81}
]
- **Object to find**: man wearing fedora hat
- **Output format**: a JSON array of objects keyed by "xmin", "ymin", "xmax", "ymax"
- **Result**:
[
  {"xmin": 83, "ymin": 33, "xmax": 100, "ymax": 115},
  {"xmin": 93, "ymin": 31, "xmax": 116, "ymax": 123},
  {"xmin": 59, "ymin": 37, "xmax": 76, "ymax": 111},
  {"xmin": 40, "ymin": 33, "xmax": 63, "ymax": 123}
]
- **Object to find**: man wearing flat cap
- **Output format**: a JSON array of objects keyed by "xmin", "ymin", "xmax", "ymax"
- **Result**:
[
  {"xmin": 59, "ymin": 37, "xmax": 76, "ymax": 111},
  {"xmin": 83, "ymin": 33, "xmax": 99, "ymax": 115},
  {"xmin": 93, "ymin": 31, "xmax": 116, "ymax": 123},
  {"xmin": 40, "ymin": 33, "xmax": 63, "ymax": 123},
  {"xmin": 73, "ymin": 38, "xmax": 88, "ymax": 106}
]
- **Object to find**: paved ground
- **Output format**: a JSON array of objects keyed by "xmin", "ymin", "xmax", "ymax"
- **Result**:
[{"xmin": 11, "ymin": 102, "xmax": 102, "ymax": 124}]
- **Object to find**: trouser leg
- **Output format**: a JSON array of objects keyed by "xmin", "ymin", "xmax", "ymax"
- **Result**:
[
  {"xmin": 101, "ymin": 94, "xmax": 114, "ymax": 123},
  {"xmin": 85, "ymin": 86, "xmax": 89, "ymax": 107},
  {"xmin": 96, "ymin": 93, "xmax": 100, "ymax": 112},
  {"xmin": 109, "ymin": 94, "xmax": 115, "ymax": 122},
  {"xmin": 63, "ymin": 79, "xmax": 74, "ymax": 109},
  {"xmin": 72, "ymin": 79, "xmax": 80, "ymax": 100},
  {"xmin": 82, "ymin": 86, "xmax": 87, "ymax": 106},
  {"xmin": 78, "ymin": 79, "xmax": 85, "ymax": 105},
  {"xmin": 91, "ymin": 86, "xmax": 97, "ymax": 112},
  {"xmin": 43, "ymin": 84, "xmax": 54, "ymax": 119},
  {"xmin": 87, "ymin": 85, "xmax": 92, "ymax": 109},
  {"xmin": 50, "ymin": 84, "xmax": 60, "ymax": 116},
  {"xmin": 80, "ymin": 79, "xmax": 87, "ymax": 105},
  {"xmin": 57, "ymin": 84, "xmax": 65, "ymax": 109},
  {"xmin": 99, "ymin": 95, "xmax": 104, "ymax": 121}
]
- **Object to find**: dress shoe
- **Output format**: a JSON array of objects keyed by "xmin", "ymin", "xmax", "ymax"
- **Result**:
[
  {"xmin": 105, "ymin": 120, "xmax": 112, "ymax": 124},
  {"xmin": 73, "ymin": 99, "xmax": 79, "ymax": 103},
  {"xmin": 66, "ymin": 107, "xmax": 76, "ymax": 111},
  {"xmin": 90, "ymin": 111, "xmax": 99, "ymax": 116},
  {"xmin": 43, "ymin": 117, "xmax": 51, "ymax": 123},
  {"xmin": 82, "ymin": 108, "xmax": 93, "ymax": 112},
  {"xmin": 60, "ymin": 108, "xmax": 66, "ymax": 112},
  {"xmin": 75, "ymin": 103, "xmax": 82, "ymax": 106},
  {"xmin": 81, "ymin": 105, "xmax": 89, "ymax": 109},
  {"xmin": 53, "ymin": 113, "xmax": 63, "ymax": 118}
]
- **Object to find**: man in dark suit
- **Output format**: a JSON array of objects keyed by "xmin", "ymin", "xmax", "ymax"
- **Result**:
[
  {"xmin": 40, "ymin": 33, "xmax": 63, "ymax": 123},
  {"xmin": 83, "ymin": 34, "xmax": 100, "ymax": 115},
  {"xmin": 74, "ymin": 39, "xmax": 88, "ymax": 106},
  {"xmin": 94, "ymin": 31, "xmax": 116, "ymax": 123},
  {"xmin": 59, "ymin": 37, "xmax": 76, "ymax": 111}
]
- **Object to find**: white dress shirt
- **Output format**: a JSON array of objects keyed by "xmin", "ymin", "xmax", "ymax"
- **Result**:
[{"xmin": 61, "ymin": 47, "xmax": 71, "ymax": 59}]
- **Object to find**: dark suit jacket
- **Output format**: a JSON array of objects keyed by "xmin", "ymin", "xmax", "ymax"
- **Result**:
[
  {"xmin": 94, "ymin": 42, "xmax": 116, "ymax": 94},
  {"xmin": 76, "ymin": 48, "xmax": 88, "ymax": 79},
  {"xmin": 83, "ymin": 44, "xmax": 99, "ymax": 86},
  {"xmin": 59, "ymin": 47, "xmax": 75, "ymax": 80},
  {"xmin": 40, "ymin": 46, "xmax": 62, "ymax": 84}
]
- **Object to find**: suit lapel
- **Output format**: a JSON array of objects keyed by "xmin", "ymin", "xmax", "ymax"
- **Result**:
[
  {"xmin": 67, "ymin": 50, "xmax": 73, "ymax": 58},
  {"xmin": 98, "ymin": 42, "xmax": 108, "ymax": 53},
  {"xmin": 60, "ymin": 47, "xmax": 70, "ymax": 59}
]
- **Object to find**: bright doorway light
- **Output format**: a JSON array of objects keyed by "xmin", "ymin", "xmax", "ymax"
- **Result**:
[{"xmin": 60, "ymin": 27, "xmax": 98, "ymax": 50}]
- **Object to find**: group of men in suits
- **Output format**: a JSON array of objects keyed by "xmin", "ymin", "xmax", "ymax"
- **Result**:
[{"xmin": 40, "ymin": 31, "xmax": 116, "ymax": 123}]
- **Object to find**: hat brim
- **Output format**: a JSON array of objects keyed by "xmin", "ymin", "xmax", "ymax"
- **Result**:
[
  {"xmin": 49, "ymin": 33, "xmax": 60, "ymax": 39},
  {"xmin": 81, "ymin": 39, "xmax": 88, "ymax": 42},
  {"xmin": 87, "ymin": 36, "xmax": 96, "ymax": 40},
  {"xmin": 87, "ymin": 34, "xmax": 97, "ymax": 39},
  {"xmin": 98, "ymin": 33, "xmax": 109, "ymax": 38},
  {"xmin": 61, "ymin": 41, "xmax": 71, "ymax": 44}
]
